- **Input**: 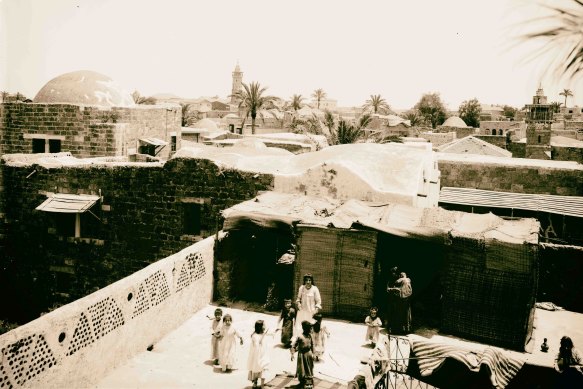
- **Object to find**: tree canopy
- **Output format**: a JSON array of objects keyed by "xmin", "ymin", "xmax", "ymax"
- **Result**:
[
  {"xmin": 363, "ymin": 94, "xmax": 390, "ymax": 114},
  {"xmin": 290, "ymin": 94, "xmax": 304, "ymax": 111},
  {"xmin": 312, "ymin": 88, "xmax": 327, "ymax": 109},
  {"xmin": 414, "ymin": 92, "xmax": 447, "ymax": 129},
  {"xmin": 458, "ymin": 98, "xmax": 482, "ymax": 128},
  {"xmin": 132, "ymin": 91, "xmax": 157, "ymax": 105},
  {"xmin": 502, "ymin": 105, "xmax": 517, "ymax": 120},
  {"xmin": 559, "ymin": 89, "xmax": 573, "ymax": 107},
  {"xmin": 231, "ymin": 81, "xmax": 277, "ymax": 134}
]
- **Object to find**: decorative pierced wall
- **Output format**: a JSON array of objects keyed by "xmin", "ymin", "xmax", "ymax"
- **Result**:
[
  {"xmin": 1, "ymin": 334, "xmax": 57, "ymax": 387},
  {"xmin": 66, "ymin": 313, "xmax": 94, "ymax": 356},
  {"xmin": 0, "ymin": 242, "xmax": 212, "ymax": 388},
  {"xmin": 88, "ymin": 297, "xmax": 125, "ymax": 340},
  {"xmin": 132, "ymin": 270, "xmax": 171, "ymax": 319},
  {"xmin": 176, "ymin": 252, "xmax": 206, "ymax": 292}
]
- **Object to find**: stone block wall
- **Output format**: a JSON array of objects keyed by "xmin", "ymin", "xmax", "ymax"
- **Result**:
[
  {"xmin": 0, "ymin": 103, "xmax": 181, "ymax": 159},
  {"xmin": 437, "ymin": 126, "xmax": 477, "ymax": 139},
  {"xmin": 0, "ymin": 157, "xmax": 273, "ymax": 322},
  {"xmin": 438, "ymin": 158, "xmax": 583, "ymax": 195},
  {"xmin": 507, "ymin": 142, "xmax": 526, "ymax": 158},
  {"xmin": 474, "ymin": 135, "xmax": 507, "ymax": 149},
  {"xmin": 552, "ymin": 146, "xmax": 583, "ymax": 164}
]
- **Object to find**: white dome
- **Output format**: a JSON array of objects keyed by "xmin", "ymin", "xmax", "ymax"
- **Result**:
[
  {"xmin": 442, "ymin": 116, "xmax": 467, "ymax": 127},
  {"xmin": 194, "ymin": 118, "xmax": 219, "ymax": 131},
  {"xmin": 34, "ymin": 70, "xmax": 134, "ymax": 107}
]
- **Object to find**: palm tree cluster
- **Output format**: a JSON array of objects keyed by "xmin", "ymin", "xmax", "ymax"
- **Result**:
[{"xmin": 230, "ymin": 81, "xmax": 277, "ymax": 134}]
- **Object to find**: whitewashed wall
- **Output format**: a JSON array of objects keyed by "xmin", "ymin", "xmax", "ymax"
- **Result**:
[{"xmin": 0, "ymin": 237, "xmax": 215, "ymax": 388}]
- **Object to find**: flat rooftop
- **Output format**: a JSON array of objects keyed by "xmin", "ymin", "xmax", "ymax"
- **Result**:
[{"xmin": 96, "ymin": 305, "xmax": 583, "ymax": 388}]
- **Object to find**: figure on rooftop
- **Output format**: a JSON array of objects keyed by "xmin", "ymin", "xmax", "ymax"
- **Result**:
[{"xmin": 218, "ymin": 314, "xmax": 244, "ymax": 372}]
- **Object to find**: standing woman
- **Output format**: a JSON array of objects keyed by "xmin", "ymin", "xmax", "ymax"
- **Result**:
[{"xmin": 295, "ymin": 274, "xmax": 322, "ymax": 332}]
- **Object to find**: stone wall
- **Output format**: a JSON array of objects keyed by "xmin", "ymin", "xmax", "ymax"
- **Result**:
[
  {"xmin": 438, "ymin": 156, "xmax": 583, "ymax": 196},
  {"xmin": 474, "ymin": 135, "xmax": 507, "ymax": 149},
  {"xmin": 552, "ymin": 146, "xmax": 583, "ymax": 164},
  {"xmin": 0, "ymin": 157, "xmax": 273, "ymax": 322},
  {"xmin": 508, "ymin": 142, "xmax": 526, "ymax": 158},
  {"xmin": 0, "ymin": 103, "xmax": 181, "ymax": 159},
  {"xmin": 436, "ymin": 126, "xmax": 476, "ymax": 139},
  {"xmin": 0, "ymin": 238, "xmax": 214, "ymax": 389}
]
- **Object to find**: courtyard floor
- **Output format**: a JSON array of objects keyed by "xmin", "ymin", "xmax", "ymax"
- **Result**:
[{"xmin": 95, "ymin": 304, "xmax": 583, "ymax": 388}]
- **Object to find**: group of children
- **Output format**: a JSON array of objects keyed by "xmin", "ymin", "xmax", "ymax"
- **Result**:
[{"xmin": 209, "ymin": 304, "xmax": 382, "ymax": 389}]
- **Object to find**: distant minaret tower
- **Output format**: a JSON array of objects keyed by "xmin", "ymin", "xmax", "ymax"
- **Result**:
[{"xmin": 231, "ymin": 62, "xmax": 243, "ymax": 104}]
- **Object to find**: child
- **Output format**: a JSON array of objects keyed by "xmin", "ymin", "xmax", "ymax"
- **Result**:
[
  {"xmin": 312, "ymin": 313, "xmax": 330, "ymax": 361},
  {"xmin": 247, "ymin": 320, "xmax": 273, "ymax": 388},
  {"xmin": 365, "ymin": 307, "xmax": 382, "ymax": 347},
  {"xmin": 291, "ymin": 320, "xmax": 314, "ymax": 389},
  {"xmin": 210, "ymin": 308, "xmax": 223, "ymax": 365},
  {"xmin": 218, "ymin": 314, "xmax": 244, "ymax": 372},
  {"xmin": 277, "ymin": 299, "xmax": 296, "ymax": 348}
]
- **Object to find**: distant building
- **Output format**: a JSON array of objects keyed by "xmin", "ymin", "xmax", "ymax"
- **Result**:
[
  {"xmin": 524, "ymin": 87, "xmax": 553, "ymax": 159},
  {"xmin": 230, "ymin": 62, "xmax": 243, "ymax": 105}
]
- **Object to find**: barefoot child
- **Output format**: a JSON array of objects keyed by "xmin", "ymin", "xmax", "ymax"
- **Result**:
[
  {"xmin": 277, "ymin": 299, "xmax": 296, "ymax": 348},
  {"xmin": 312, "ymin": 313, "xmax": 330, "ymax": 361},
  {"xmin": 291, "ymin": 320, "xmax": 314, "ymax": 389},
  {"xmin": 365, "ymin": 307, "xmax": 382, "ymax": 347},
  {"xmin": 248, "ymin": 320, "xmax": 274, "ymax": 388},
  {"xmin": 209, "ymin": 308, "xmax": 223, "ymax": 365},
  {"xmin": 218, "ymin": 314, "xmax": 244, "ymax": 372}
]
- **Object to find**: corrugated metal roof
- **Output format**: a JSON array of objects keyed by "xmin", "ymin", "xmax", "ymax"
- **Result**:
[
  {"xmin": 36, "ymin": 193, "xmax": 100, "ymax": 213},
  {"xmin": 439, "ymin": 187, "xmax": 583, "ymax": 218}
]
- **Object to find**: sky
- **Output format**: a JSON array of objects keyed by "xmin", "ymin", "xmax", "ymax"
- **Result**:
[{"xmin": 1, "ymin": 0, "xmax": 582, "ymax": 110}]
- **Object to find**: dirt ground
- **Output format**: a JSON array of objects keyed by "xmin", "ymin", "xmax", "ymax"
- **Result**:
[{"xmin": 96, "ymin": 305, "xmax": 583, "ymax": 388}]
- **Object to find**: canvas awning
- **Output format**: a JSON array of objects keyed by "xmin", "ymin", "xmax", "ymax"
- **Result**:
[
  {"xmin": 139, "ymin": 137, "xmax": 168, "ymax": 147},
  {"xmin": 36, "ymin": 193, "xmax": 100, "ymax": 213},
  {"xmin": 439, "ymin": 187, "xmax": 583, "ymax": 218}
]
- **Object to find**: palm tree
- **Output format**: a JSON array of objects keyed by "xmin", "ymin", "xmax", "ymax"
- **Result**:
[
  {"xmin": 290, "ymin": 94, "xmax": 304, "ymax": 111},
  {"xmin": 131, "ymin": 91, "xmax": 156, "ymax": 105},
  {"xmin": 334, "ymin": 120, "xmax": 364, "ymax": 144},
  {"xmin": 312, "ymin": 88, "xmax": 327, "ymax": 109},
  {"xmin": 323, "ymin": 110, "xmax": 335, "ymax": 137},
  {"xmin": 521, "ymin": 1, "xmax": 583, "ymax": 81},
  {"xmin": 401, "ymin": 110, "xmax": 423, "ymax": 126},
  {"xmin": 363, "ymin": 94, "xmax": 390, "ymax": 114},
  {"xmin": 180, "ymin": 102, "xmax": 197, "ymax": 127},
  {"xmin": 230, "ymin": 81, "xmax": 277, "ymax": 134},
  {"xmin": 559, "ymin": 89, "xmax": 573, "ymax": 107},
  {"xmin": 1, "ymin": 91, "xmax": 8, "ymax": 103},
  {"xmin": 550, "ymin": 101, "xmax": 562, "ymax": 113}
]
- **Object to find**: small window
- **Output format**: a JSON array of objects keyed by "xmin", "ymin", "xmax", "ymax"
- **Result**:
[
  {"xmin": 171, "ymin": 136, "xmax": 177, "ymax": 152},
  {"xmin": 499, "ymin": 129, "xmax": 503, "ymax": 136},
  {"xmin": 32, "ymin": 138, "xmax": 45, "ymax": 153},
  {"xmin": 139, "ymin": 144, "xmax": 156, "ymax": 156},
  {"xmin": 183, "ymin": 203, "xmax": 201, "ymax": 235},
  {"xmin": 538, "ymin": 135, "xmax": 542, "ymax": 143},
  {"xmin": 491, "ymin": 129, "xmax": 496, "ymax": 135},
  {"xmin": 49, "ymin": 139, "xmax": 61, "ymax": 153}
]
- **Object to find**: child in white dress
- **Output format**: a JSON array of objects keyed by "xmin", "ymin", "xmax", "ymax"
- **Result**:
[
  {"xmin": 209, "ymin": 308, "xmax": 223, "ymax": 365},
  {"xmin": 365, "ymin": 307, "xmax": 382, "ymax": 347},
  {"xmin": 247, "ymin": 320, "xmax": 274, "ymax": 388},
  {"xmin": 218, "ymin": 314, "xmax": 244, "ymax": 372}
]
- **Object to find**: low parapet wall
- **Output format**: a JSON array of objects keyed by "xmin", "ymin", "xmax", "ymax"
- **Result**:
[{"xmin": 0, "ymin": 237, "xmax": 215, "ymax": 388}]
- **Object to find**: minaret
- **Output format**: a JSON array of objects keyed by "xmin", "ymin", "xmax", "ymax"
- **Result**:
[
  {"xmin": 230, "ymin": 62, "xmax": 243, "ymax": 104},
  {"xmin": 525, "ymin": 86, "xmax": 552, "ymax": 159}
]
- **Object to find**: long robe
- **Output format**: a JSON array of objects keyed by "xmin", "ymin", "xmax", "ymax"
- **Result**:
[
  {"xmin": 296, "ymin": 285, "xmax": 321, "ymax": 331},
  {"xmin": 292, "ymin": 333, "xmax": 314, "ymax": 386}
]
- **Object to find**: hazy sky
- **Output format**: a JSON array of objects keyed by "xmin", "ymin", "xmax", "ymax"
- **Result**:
[{"xmin": 1, "ymin": 0, "xmax": 581, "ymax": 110}]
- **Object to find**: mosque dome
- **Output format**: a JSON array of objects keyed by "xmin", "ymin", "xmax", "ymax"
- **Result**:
[
  {"xmin": 194, "ymin": 118, "xmax": 219, "ymax": 132},
  {"xmin": 33, "ymin": 70, "xmax": 135, "ymax": 107},
  {"xmin": 442, "ymin": 116, "xmax": 467, "ymax": 127}
]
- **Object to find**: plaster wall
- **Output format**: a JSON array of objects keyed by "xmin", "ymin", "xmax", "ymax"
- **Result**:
[{"xmin": 0, "ymin": 237, "xmax": 214, "ymax": 389}]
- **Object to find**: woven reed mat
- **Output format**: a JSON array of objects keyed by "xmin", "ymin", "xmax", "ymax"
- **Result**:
[{"xmin": 264, "ymin": 374, "xmax": 346, "ymax": 388}]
